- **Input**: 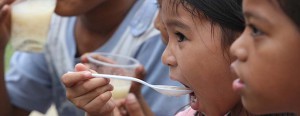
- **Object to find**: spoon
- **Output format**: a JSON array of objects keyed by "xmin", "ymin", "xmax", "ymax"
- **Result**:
[{"xmin": 91, "ymin": 73, "xmax": 192, "ymax": 96}]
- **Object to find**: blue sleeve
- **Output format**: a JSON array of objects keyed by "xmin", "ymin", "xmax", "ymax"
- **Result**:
[
  {"xmin": 5, "ymin": 52, "xmax": 53, "ymax": 113},
  {"xmin": 134, "ymin": 35, "xmax": 189, "ymax": 116}
]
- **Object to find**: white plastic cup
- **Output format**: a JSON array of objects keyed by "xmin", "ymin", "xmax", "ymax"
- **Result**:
[
  {"xmin": 10, "ymin": 0, "xmax": 56, "ymax": 52},
  {"xmin": 87, "ymin": 52, "xmax": 140, "ymax": 99}
]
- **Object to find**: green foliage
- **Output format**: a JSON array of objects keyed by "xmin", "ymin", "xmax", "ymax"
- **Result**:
[{"xmin": 5, "ymin": 43, "xmax": 14, "ymax": 72}]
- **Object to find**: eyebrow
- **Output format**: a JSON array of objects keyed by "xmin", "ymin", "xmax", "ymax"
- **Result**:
[
  {"xmin": 165, "ymin": 19, "xmax": 190, "ymax": 30},
  {"xmin": 243, "ymin": 11, "xmax": 271, "ymax": 24}
]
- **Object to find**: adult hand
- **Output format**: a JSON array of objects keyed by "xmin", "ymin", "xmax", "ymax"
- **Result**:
[
  {"xmin": 0, "ymin": 0, "xmax": 13, "ymax": 51},
  {"xmin": 62, "ymin": 63, "xmax": 116, "ymax": 116}
]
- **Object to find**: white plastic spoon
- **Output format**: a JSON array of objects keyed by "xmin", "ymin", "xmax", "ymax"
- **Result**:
[{"xmin": 91, "ymin": 73, "xmax": 192, "ymax": 96}]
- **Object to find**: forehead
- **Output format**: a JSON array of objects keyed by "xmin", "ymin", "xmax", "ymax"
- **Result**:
[
  {"xmin": 243, "ymin": 0, "xmax": 289, "ymax": 23},
  {"xmin": 161, "ymin": 0, "xmax": 179, "ymax": 15},
  {"xmin": 160, "ymin": 0, "xmax": 197, "ymax": 18},
  {"xmin": 243, "ymin": 0, "xmax": 282, "ymax": 16}
]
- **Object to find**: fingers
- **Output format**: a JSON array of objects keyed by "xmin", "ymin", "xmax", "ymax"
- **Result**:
[
  {"xmin": 0, "ymin": 4, "xmax": 8, "ymax": 19},
  {"xmin": 93, "ymin": 54, "xmax": 116, "ymax": 64},
  {"xmin": 135, "ymin": 65, "xmax": 146, "ymax": 80},
  {"xmin": 71, "ymin": 84, "xmax": 113, "ymax": 109},
  {"xmin": 0, "ymin": 0, "xmax": 14, "ymax": 20},
  {"xmin": 112, "ymin": 98, "xmax": 127, "ymax": 116},
  {"xmin": 125, "ymin": 93, "xmax": 145, "ymax": 116},
  {"xmin": 80, "ymin": 53, "xmax": 90, "ymax": 63},
  {"xmin": 62, "ymin": 71, "xmax": 92, "ymax": 88},
  {"xmin": 130, "ymin": 65, "xmax": 146, "ymax": 94},
  {"xmin": 74, "ymin": 63, "xmax": 89, "ymax": 72},
  {"xmin": 84, "ymin": 91, "xmax": 115, "ymax": 115},
  {"xmin": 66, "ymin": 77, "xmax": 111, "ymax": 98},
  {"xmin": 81, "ymin": 53, "xmax": 116, "ymax": 64}
]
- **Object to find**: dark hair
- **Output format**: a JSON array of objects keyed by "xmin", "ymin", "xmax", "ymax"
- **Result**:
[
  {"xmin": 171, "ymin": 0, "xmax": 245, "ymax": 60},
  {"xmin": 277, "ymin": 0, "xmax": 300, "ymax": 30}
]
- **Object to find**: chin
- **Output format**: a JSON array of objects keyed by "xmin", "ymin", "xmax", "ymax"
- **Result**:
[{"xmin": 55, "ymin": 9, "xmax": 74, "ymax": 16}]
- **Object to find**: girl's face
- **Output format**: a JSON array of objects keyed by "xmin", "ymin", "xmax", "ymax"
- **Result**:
[
  {"xmin": 55, "ymin": 0, "xmax": 107, "ymax": 16},
  {"xmin": 161, "ymin": 0, "xmax": 239, "ymax": 115},
  {"xmin": 154, "ymin": 0, "xmax": 168, "ymax": 44},
  {"xmin": 231, "ymin": 0, "xmax": 300, "ymax": 114}
]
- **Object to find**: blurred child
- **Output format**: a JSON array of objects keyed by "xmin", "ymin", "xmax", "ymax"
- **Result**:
[{"xmin": 231, "ymin": 0, "xmax": 300, "ymax": 115}]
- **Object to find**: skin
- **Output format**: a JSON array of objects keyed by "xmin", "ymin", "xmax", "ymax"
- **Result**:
[
  {"xmin": 0, "ymin": 0, "xmax": 136, "ymax": 115},
  {"xmin": 54, "ymin": 0, "xmax": 136, "ymax": 55},
  {"xmin": 160, "ymin": 0, "xmax": 241, "ymax": 115},
  {"xmin": 230, "ymin": 0, "xmax": 300, "ymax": 115},
  {"xmin": 154, "ymin": 0, "xmax": 168, "ymax": 44},
  {"xmin": 0, "ymin": 0, "xmax": 29, "ymax": 115}
]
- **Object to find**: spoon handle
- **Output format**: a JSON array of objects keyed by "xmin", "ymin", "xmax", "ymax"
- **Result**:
[{"xmin": 91, "ymin": 73, "xmax": 154, "ymax": 88}]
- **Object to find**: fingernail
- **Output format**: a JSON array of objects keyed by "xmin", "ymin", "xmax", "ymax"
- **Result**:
[{"xmin": 83, "ymin": 71, "xmax": 92, "ymax": 77}]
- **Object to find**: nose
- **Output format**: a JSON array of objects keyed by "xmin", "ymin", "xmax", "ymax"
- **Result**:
[
  {"xmin": 230, "ymin": 34, "xmax": 248, "ymax": 62},
  {"xmin": 162, "ymin": 45, "xmax": 177, "ymax": 67}
]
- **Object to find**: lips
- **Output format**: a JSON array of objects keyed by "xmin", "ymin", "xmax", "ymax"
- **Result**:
[
  {"xmin": 232, "ymin": 78, "xmax": 245, "ymax": 93},
  {"xmin": 231, "ymin": 62, "xmax": 245, "ymax": 93}
]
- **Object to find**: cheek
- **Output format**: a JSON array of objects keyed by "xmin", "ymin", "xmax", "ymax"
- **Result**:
[{"xmin": 244, "ymin": 49, "xmax": 297, "ymax": 97}]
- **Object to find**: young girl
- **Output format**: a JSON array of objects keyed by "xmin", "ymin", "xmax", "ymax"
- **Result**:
[
  {"xmin": 230, "ymin": 0, "xmax": 300, "ymax": 115},
  {"xmin": 160, "ymin": 0, "xmax": 247, "ymax": 115}
]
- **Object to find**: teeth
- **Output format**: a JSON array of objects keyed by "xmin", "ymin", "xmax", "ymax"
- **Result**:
[{"xmin": 190, "ymin": 94, "xmax": 197, "ymax": 103}]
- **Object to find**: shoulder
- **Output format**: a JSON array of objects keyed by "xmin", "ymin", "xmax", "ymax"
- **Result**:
[{"xmin": 130, "ymin": 0, "xmax": 159, "ymax": 37}]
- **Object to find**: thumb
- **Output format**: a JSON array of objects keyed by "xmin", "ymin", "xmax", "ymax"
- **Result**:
[{"xmin": 125, "ymin": 93, "xmax": 145, "ymax": 116}]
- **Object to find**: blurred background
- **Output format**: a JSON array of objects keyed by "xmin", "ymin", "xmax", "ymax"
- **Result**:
[{"xmin": 5, "ymin": 44, "xmax": 58, "ymax": 116}]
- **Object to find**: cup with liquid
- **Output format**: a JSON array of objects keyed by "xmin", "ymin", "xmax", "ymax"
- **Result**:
[
  {"xmin": 10, "ymin": 0, "xmax": 56, "ymax": 52},
  {"xmin": 87, "ymin": 52, "xmax": 140, "ymax": 99}
]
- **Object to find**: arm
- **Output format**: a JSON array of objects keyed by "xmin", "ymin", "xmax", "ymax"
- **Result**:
[
  {"xmin": 0, "ymin": 0, "xmax": 30, "ymax": 115},
  {"xmin": 0, "ymin": 49, "xmax": 11, "ymax": 116},
  {"xmin": 0, "ymin": 52, "xmax": 29, "ymax": 116}
]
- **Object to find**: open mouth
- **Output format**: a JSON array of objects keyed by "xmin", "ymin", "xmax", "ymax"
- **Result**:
[{"xmin": 182, "ymin": 84, "xmax": 199, "ymax": 110}]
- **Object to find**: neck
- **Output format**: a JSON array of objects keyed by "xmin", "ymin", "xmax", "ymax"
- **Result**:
[
  {"xmin": 77, "ymin": 0, "xmax": 136, "ymax": 35},
  {"xmin": 75, "ymin": 0, "xmax": 136, "ymax": 54},
  {"xmin": 230, "ymin": 103, "xmax": 254, "ymax": 116}
]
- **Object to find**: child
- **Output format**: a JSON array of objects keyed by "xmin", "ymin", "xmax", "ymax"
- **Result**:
[
  {"xmin": 231, "ymin": 0, "xmax": 300, "ymax": 115},
  {"xmin": 160, "ymin": 0, "xmax": 247, "ymax": 115}
]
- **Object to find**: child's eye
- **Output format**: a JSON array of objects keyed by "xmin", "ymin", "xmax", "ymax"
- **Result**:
[
  {"xmin": 175, "ymin": 32, "xmax": 187, "ymax": 42},
  {"xmin": 249, "ymin": 24, "xmax": 264, "ymax": 37}
]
